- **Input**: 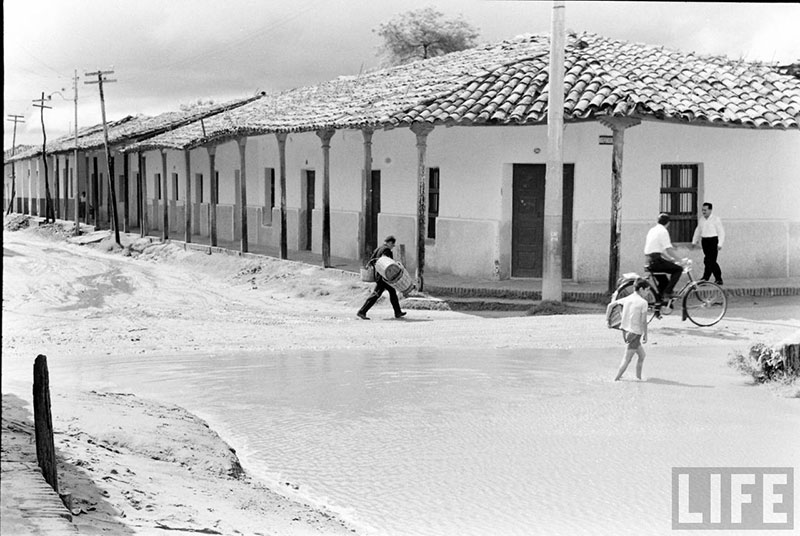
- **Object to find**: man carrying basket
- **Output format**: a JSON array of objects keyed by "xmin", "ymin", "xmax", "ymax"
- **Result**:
[{"xmin": 357, "ymin": 236, "xmax": 407, "ymax": 320}]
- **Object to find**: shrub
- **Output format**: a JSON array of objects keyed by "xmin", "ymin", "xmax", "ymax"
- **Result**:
[{"xmin": 728, "ymin": 342, "xmax": 799, "ymax": 383}]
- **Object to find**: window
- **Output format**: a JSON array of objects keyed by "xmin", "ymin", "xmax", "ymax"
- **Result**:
[
  {"xmin": 214, "ymin": 171, "xmax": 219, "ymax": 203},
  {"xmin": 264, "ymin": 167, "xmax": 275, "ymax": 224},
  {"xmin": 155, "ymin": 173, "xmax": 162, "ymax": 200},
  {"xmin": 172, "ymin": 173, "xmax": 179, "ymax": 201},
  {"xmin": 428, "ymin": 167, "xmax": 440, "ymax": 240},
  {"xmin": 660, "ymin": 164, "xmax": 698, "ymax": 242},
  {"xmin": 195, "ymin": 173, "xmax": 203, "ymax": 203}
]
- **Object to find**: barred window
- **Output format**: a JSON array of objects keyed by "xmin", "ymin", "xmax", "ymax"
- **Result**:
[
  {"xmin": 428, "ymin": 167, "xmax": 440, "ymax": 240},
  {"xmin": 659, "ymin": 164, "xmax": 698, "ymax": 242}
]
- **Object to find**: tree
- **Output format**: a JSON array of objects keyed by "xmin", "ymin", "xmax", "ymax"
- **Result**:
[{"xmin": 374, "ymin": 7, "xmax": 480, "ymax": 66}]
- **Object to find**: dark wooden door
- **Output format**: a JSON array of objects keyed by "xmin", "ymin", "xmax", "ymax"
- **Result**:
[
  {"xmin": 512, "ymin": 164, "xmax": 574, "ymax": 278},
  {"xmin": 512, "ymin": 164, "xmax": 545, "ymax": 277},
  {"xmin": 305, "ymin": 170, "xmax": 315, "ymax": 250},
  {"xmin": 368, "ymin": 170, "xmax": 381, "ymax": 251}
]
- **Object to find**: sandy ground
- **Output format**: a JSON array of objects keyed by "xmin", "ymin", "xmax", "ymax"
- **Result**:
[{"xmin": 2, "ymin": 218, "xmax": 799, "ymax": 535}]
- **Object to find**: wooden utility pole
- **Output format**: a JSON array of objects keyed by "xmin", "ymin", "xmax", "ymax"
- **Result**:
[
  {"xmin": 5, "ymin": 114, "xmax": 24, "ymax": 215},
  {"xmin": 317, "ymin": 129, "xmax": 335, "ymax": 267},
  {"xmin": 85, "ymin": 70, "xmax": 121, "ymax": 246},
  {"xmin": 32, "ymin": 93, "xmax": 56, "ymax": 223},
  {"xmin": 542, "ymin": 0, "xmax": 566, "ymax": 302},
  {"xmin": 410, "ymin": 123, "xmax": 434, "ymax": 291}
]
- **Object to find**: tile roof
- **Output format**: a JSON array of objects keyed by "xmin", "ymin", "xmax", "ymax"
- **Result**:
[
  {"xmin": 129, "ymin": 32, "xmax": 800, "ymax": 152},
  {"xmin": 6, "ymin": 96, "xmax": 260, "ymax": 162}
]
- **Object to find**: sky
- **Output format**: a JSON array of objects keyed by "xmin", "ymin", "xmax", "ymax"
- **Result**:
[{"xmin": 4, "ymin": 0, "xmax": 799, "ymax": 149}]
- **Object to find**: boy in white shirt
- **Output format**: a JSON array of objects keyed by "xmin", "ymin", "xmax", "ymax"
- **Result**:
[{"xmin": 612, "ymin": 279, "xmax": 650, "ymax": 381}]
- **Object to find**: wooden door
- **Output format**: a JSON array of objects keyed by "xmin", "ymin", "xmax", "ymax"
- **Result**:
[
  {"xmin": 512, "ymin": 164, "xmax": 574, "ymax": 278},
  {"xmin": 305, "ymin": 170, "xmax": 315, "ymax": 250},
  {"xmin": 368, "ymin": 170, "xmax": 381, "ymax": 252}
]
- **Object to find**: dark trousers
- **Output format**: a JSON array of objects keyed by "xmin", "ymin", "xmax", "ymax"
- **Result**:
[
  {"xmin": 646, "ymin": 253, "xmax": 682, "ymax": 297},
  {"xmin": 701, "ymin": 237, "xmax": 722, "ymax": 282},
  {"xmin": 358, "ymin": 279, "xmax": 402, "ymax": 316}
]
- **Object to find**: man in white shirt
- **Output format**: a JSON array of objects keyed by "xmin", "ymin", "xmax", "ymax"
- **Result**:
[
  {"xmin": 644, "ymin": 213, "xmax": 687, "ymax": 301},
  {"xmin": 692, "ymin": 202, "xmax": 724, "ymax": 285}
]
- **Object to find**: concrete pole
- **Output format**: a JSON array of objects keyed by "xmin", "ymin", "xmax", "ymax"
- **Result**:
[
  {"xmin": 276, "ymin": 132, "xmax": 288, "ymax": 259},
  {"xmin": 410, "ymin": 123, "xmax": 434, "ymax": 291},
  {"xmin": 317, "ymin": 129, "xmax": 335, "ymax": 268},
  {"xmin": 542, "ymin": 0, "xmax": 566, "ymax": 302}
]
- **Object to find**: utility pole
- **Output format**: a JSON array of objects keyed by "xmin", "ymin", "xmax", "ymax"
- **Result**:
[
  {"xmin": 32, "ymin": 93, "xmax": 55, "ymax": 223},
  {"xmin": 5, "ymin": 114, "xmax": 24, "ymax": 215},
  {"xmin": 85, "ymin": 69, "xmax": 121, "ymax": 246},
  {"xmin": 541, "ymin": 0, "xmax": 566, "ymax": 302}
]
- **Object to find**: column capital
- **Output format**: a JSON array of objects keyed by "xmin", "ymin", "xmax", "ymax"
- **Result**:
[
  {"xmin": 316, "ymin": 128, "xmax": 336, "ymax": 146},
  {"xmin": 598, "ymin": 116, "xmax": 641, "ymax": 132},
  {"xmin": 410, "ymin": 122, "xmax": 434, "ymax": 138}
]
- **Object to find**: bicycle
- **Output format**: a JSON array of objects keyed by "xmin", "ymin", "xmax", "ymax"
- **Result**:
[{"xmin": 611, "ymin": 259, "xmax": 728, "ymax": 327}]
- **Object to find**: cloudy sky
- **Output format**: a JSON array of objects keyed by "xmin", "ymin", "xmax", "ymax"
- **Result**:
[{"xmin": 4, "ymin": 0, "xmax": 799, "ymax": 149}]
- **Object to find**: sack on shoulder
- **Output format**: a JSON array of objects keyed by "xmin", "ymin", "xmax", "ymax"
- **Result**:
[
  {"xmin": 360, "ymin": 265, "xmax": 376, "ymax": 283},
  {"xmin": 606, "ymin": 302, "xmax": 623, "ymax": 330}
]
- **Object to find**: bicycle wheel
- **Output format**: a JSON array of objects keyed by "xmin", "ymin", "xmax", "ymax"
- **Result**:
[
  {"xmin": 682, "ymin": 281, "xmax": 727, "ymax": 327},
  {"xmin": 613, "ymin": 281, "xmax": 659, "ymax": 323}
]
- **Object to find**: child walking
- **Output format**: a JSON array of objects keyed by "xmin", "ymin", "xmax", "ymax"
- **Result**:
[{"xmin": 612, "ymin": 278, "xmax": 650, "ymax": 381}]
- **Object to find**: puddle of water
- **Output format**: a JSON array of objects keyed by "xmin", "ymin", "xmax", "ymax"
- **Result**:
[{"xmin": 4, "ymin": 346, "xmax": 798, "ymax": 536}]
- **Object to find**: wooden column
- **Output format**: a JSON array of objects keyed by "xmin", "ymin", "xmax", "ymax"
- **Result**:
[
  {"xmin": 184, "ymin": 149, "xmax": 192, "ymax": 243},
  {"xmin": 361, "ymin": 128, "xmax": 373, "ymax": 264},
  {"xmin": 53, "ymin": 155, "xmax": 60, "ymax": 219},
  {"xmin": 237, "ymin": 137, "xmax": 249, "ymax": 253},
  {"xmin": 139, "ymin": 152, "xmax": 148, "ymax": 237},
  {"xmin": 73, "ymin": 151, "xmax": 80, "ymax": 233},
  {"xmin": 410, "ymin": 123, "xmax": 434, "ymax": 291},
  {"xmin": 160, "ymin": 150, "xmax": 169, "ymax": 240},
  {"xmin": 207, "ymin": 145, "xmax": 218, "ymax": 247},
  {"xmin": 317, "ymin": 129, "xmax": 335, "ymax": 267},
  {"xmin": 123, "ymin": 151, "xmax": 130, "ymax": 233},
  {"xmin": 276, "ymin": 132, "xmax": 288, "ymax": 259},
  {"xmin": 600, "ymin": 117, "xmax": 641, "ymax": 294}
]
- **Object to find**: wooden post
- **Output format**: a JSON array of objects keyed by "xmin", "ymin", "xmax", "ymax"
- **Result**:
[
  {"xmin": 160, "ymin": 150, "xmax": 169, "ymax": 240},
  {"xmin": 410, "ymin": 123, "xmax": 434, "ymax": 291},
  {"xmin": 276, "ymin": 132, "xmax": 288, "ymax": 259},
  {"xmin": 138, "ymin": 152, "xmax": 148, "ymax": 237},
  {"xmin": 317, "ymin": 129, "xmax": 335, "ymax": 267},
  {"xmin": 207, "ymin": 145, "xmax": 218, "ymax": 247},
  {"xmin": 361, "ymin": 128, "xmax": 374, "ymax": 264},
  {"xmin": 600, "ymin": 117, "xmax": 641, "ymax": 294},
  {"xmin": 53, "ymin": 155, "xmax": 60, "ymax": 219},
  {"xmin": 33, "ymin": 355, "xmax": 58, "ymax": 493},
  {"xmin": 237, "ymin": 137, "xmax": 249, "ymax": 253},
  {"xmin": 184, "ymin": 149, "xmax": 192, "ymax": 243},
  {"xmin": 123, "ymin": 151, "xmax": 130, "ymax": 233}
]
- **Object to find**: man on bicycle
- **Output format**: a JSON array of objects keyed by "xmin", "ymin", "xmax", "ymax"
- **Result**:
[{"xmin": 644, "ymin": 213, "xmax": 688, "ymax": 303}]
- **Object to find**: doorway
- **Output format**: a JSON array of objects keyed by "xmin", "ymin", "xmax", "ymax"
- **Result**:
[
  {"xmin": 367, "ymin": 170, "xmax": 381, "ymax": 253},
  {"xmin": 511, "ymin": 164, "xmax": 574, "ymax": 278},
  {"xmin": 304, "ymin": 170, "xmax": 315, "ymax": 250}
]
